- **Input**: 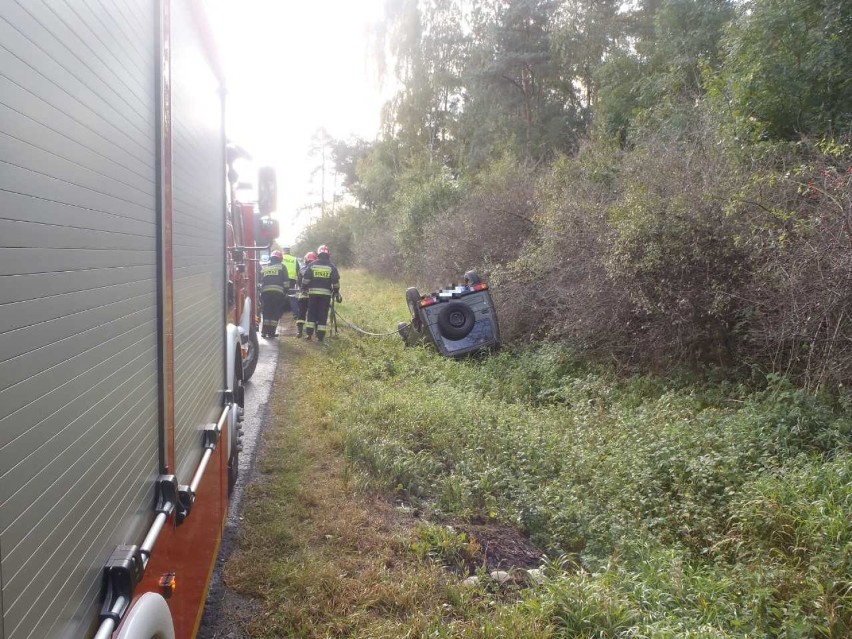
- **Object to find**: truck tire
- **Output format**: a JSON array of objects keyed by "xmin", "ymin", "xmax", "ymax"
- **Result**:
[
  {"xmin": 437, "ymin": 302, "xmax": 476, "ymax": 340},
  {"xmin": 115, "ymin": 592, "xmax": 175, "ymax": 639},
  {"xmin": 242, "ymin": 326, "xmax": 259, "ymax": 381},
  {"xmin": 229, "ymin": 351, "xmax": 242, "ymax": 494},
  {"xmin": 228, "ymin": 434, "xmax": 239, "ymax": 494}
]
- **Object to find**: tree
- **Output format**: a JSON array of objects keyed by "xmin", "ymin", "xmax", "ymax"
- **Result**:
[
  {"xmin": 466, "ymin": 0, "xmax": 578, "ymax": 161},
  {"xmin": 596, "ymin": 0, "xmax": 734, "ymax": 142},
  {"xmin": 308, "ymin": 128, "xmax": 334, "ymax": 216},
  {"xmin": 551, "ymin": 0, "xmax": 623, "ymax": 110},
  {"xmin": 380, "ymin": 0, "xmax": 470, "ymax": 165},
  {"xmin": 716, "ymin": 0, "xmax": 852, "ymax": 139}
]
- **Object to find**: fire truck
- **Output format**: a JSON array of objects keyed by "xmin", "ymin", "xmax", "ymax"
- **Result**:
[
  {"xmin": 226, "ymin": 148, "xmax": 279, "ymax": 382},
  {"xmin": 0, "ymin": 2, "xmax": 274, "ymax": 637}
]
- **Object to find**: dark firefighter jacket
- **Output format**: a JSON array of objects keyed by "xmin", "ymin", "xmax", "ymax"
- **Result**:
[
  {"xmin": 296, "ymin": 260, "xmax": 315, "ymax": 299},
  {"xmin": 300, "ymin": 254, "xmax": 340, "ymax": 297},
  {"xmin": 261, "ymin": 259, "xmax": 288, "ymax": 294}
]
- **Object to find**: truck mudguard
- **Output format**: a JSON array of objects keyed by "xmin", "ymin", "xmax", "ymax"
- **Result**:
[{"xmin": 115, "ymin": 592, "xmax": 175, "ymax": 639}]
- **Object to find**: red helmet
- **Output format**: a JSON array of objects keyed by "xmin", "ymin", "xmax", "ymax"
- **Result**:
[
  {"xmin": 304, "ymin": 251, "xmax": 317, "ymax": 262},
  {"xmin": 317, "ymin": 245, "xmax": 330, "ymax": 255},
  {"xmin": 271, "ymin": 250, "xmax": 283, "ymax": 259}
]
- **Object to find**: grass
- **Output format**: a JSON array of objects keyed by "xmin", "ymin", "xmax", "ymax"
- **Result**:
[{"xmin": 225, "ymin": 269, "xmax": 852, "ymax": 638}]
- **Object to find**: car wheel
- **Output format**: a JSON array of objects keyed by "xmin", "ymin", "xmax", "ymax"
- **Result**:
[
  {"xmin": 405, "ymin": 287, "xmax": 421, "ymax": 317},
  {"xmin": 437, "ymin": 301, "xmax": 476, "ymax": 340},
  {"xmin": 464, "ymin": 270, "xmax": 482, "ymax": 285},
  {"xmin": 405, "ymin": 287, "xmax": 424, "ymax": 333}
]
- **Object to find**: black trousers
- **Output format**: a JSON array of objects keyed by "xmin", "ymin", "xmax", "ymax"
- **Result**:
[
  {"xmin": 287, "ymin": 280, "xmax": 299, "ymax": 317},
  {"xmin": 261, "ymin": 290, "xmax": 286, "ymax": 336},
  {"xmin": 305, "ymin": 295, "xmax": 331, "ymax": 340},
  {"xmin": 296, "ymin": 295, "xmax": 309, "ymax": 333}
]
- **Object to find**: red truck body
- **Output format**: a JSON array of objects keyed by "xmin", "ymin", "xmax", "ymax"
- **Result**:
[{"xmin": 0, "ymin": 2, "xmax": 264, "ymax": 638}]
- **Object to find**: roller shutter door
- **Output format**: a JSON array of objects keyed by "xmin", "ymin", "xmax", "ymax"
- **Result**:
[
  {"xmin": 170, "ymin": 2, "xmax": 226, "ymax": 483},
  {"xmin": 0, "ymin": 2, "xmax": 160, "ymax": 638}
]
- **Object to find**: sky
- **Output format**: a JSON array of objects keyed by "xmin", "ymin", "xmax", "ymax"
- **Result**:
[{"xmin": 205, "ymin": 0, "xmax": 392, "ymax": 244}]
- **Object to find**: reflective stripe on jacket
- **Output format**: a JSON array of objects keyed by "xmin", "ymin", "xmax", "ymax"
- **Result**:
[
  {"xmin": 261, "ymin": 262, "xmax": 287, "ymax": 293},
  {"xmin": 300, "ymin": 255, "xmax": 340, "ymax": 297}
]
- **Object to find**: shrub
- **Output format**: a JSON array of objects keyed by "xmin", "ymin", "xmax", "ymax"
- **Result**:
[
  {"xmin": 735, "ymin": 139, "xmax": 852, "ymax": 387},
  {"xmin": 294, "ymin": 206, "xmax": 356, "ymax": 266},
  {"xmin": 420, "ymin": 155, "xmax": 538, "ymax": 288},
  {"xmin": 392, "ymin": 163, "xmax": 466, "ymax": 272},
  {"xmin": 492, "ymin": 141, "xmax": 629, "ymax": 346},
  {"xmin": 602, "ymin": 126, "xmax": 749, "ymax": 366}
]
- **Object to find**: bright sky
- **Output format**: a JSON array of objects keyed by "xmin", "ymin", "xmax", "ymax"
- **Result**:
[{"xmin": 206, "ymin": 0, "xmax": 391, "ymax": 244}]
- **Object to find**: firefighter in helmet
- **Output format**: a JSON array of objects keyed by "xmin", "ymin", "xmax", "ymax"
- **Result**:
[
  {"xmin": 260, "ymin": 250, "xmax": 288, "ymax": 338},
  {"xmin": 300, "ymin": 244, "xmax": 341, "ymax": 342},
  {"xmin": 280, "ymin": 246, "xmax": 300, "ymax": 318},
  {"xmin": 295, "ymin": 251, "xmax": 317, "ymax": 338}
]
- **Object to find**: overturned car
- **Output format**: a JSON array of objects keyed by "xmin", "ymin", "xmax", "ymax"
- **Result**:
[{"xmin": 399, "ymin": 270, "xmax": 501, "ymax": 357}]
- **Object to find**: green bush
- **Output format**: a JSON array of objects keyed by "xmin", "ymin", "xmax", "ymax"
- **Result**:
[{"xmin": 294, "ymin": 206, "xmax": 357, "ymax": 266}]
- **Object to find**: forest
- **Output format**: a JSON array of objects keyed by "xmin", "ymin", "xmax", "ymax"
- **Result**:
[{"xmin": 295, "ymin": 0, "xmax": 851, "ymax": 386}]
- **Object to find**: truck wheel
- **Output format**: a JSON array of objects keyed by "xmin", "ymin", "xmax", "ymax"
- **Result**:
[
  {"xmin": 229, "ymin": 353, "xmax": 242, "ymax": 494},
  {"xmin": 228, "ymin": 404, "xmax": 240, "ymax": 493},
  {"xmin": 242, "ymin": 326, "xmax": 259, "ymax": 381},
  {"xmin": 437, "ymin": 302, "xmax": 476, "ymax": 340},
  {"xmin": 228, "ymin": 437, "xmax": 239, "ymax": 494}
]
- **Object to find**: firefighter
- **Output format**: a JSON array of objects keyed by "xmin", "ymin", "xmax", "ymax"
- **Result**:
[
  {"xmin": 280, "ymin": 246, "xmax": 299, "ymax": 288},
  {"xmin": 260, "ymin": 250, "xmax": 288, "ymax": 338},
  {"xmin": 295, "ymin": 251, "xmax": 317, "ymax": 338},
  {"xmin": 281, "ymin": 246, "xmax": 300, "ymax": 318},
  {"xmin": 301, "ymin": 244, "xmax": 341, "ymax": 342}
]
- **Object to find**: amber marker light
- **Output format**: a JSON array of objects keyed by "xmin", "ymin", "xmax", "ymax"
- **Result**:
[{"xmin": 158, "ymin": 572, "xmax": 177, "ymax": 599}]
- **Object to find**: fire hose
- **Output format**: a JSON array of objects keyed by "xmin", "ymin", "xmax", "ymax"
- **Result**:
[{"xmin": 329, "ymin": 300, "xmax": 405, "ymax": 338}]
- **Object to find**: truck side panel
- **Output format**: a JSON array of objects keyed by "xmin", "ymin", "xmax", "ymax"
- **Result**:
[
  {"xmin": 0, "ymin": 2, "xmax": 160, "ymax": 638},
  {"xmin": 171, "ymin": 0, "xmax": 227, "ymax": 483}
]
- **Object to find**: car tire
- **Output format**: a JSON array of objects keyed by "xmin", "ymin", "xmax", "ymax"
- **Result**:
[
  {"xmin": 437, "ymin": 301, "xmax": 476, "ymax": 340},
  {"xmin": 464, "ymin": 270, "xmax": 482, "ymax": 285},
  {"xmin": 405, "ymin": 287, "xmax": 421, "ymax": 316},
  {"xmin": 405, "ymin": 287, "xmax": 424, "ymax": 333}
]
